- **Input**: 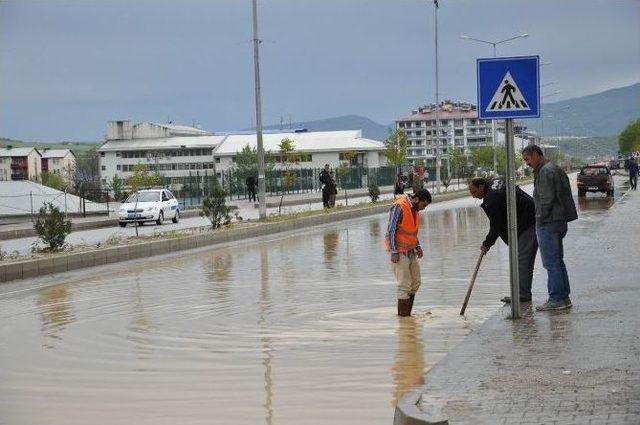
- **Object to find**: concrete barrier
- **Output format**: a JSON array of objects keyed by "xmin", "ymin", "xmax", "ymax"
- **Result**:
[{"xmin": 0, "ymin": 190, "xmax": 470, "ymax": 284}]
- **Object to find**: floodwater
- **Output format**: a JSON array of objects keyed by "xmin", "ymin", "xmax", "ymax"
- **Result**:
[{"xmin": 0, "ymin": 177, "xmax": 625, "ymax": 425}]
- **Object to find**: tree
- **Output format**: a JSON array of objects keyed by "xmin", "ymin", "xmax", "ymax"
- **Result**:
[
  {"xmin": 200, "ymin": 185, "xmax": 232, "ymax": 229},
  {"xmin": 277, "ymin": 137, "xmax": 300, "ymax": 214},
  {"xmin": 336, "ymin": 150, "xmax": 357, "ymax": 205},
  {"xmin": 618, "ymin": 118, "xmax": 640, "ymax": 154},
  {"xmin": 126, "ymin": 163, "xmax": 162, "ymax": 190},
  {"xmin": 235, "ymin": 144, "xmax": 258, "ymax": 179},
  {"xmin": 383, "ymin": 129, "xmax": 408, "ymax": 172},
  {"xmin": 41, "ymin": 172, "xmax": 66, "ymax": 191},
  {"xmin": 110, "ymin": 175, "xmax": 124, "ymax": 201},
  {"xmin": 449, "ymin": 147, "xmax": 468, "ymax": 181},
  {"xmin": 73, "ymin": 147, "xmax": 101, "ymax": 200},
  {"xmin": 34, "ymin": 202, "xmax": 72, "ymax": 251}
]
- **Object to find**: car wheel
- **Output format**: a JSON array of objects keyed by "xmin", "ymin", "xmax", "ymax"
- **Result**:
[
  {"xmin": 119, "ymin": 222, "xmax": 127, "ymax": 228},
  {"xmin": 137, "ymin": 221, "xmax": 144, "ymax": 226},
  {"xmin": 156, "ymin": 211, "xmax": 164, "ymax": 225},
  {"xmin": 578, "ymin": 189, "xmax": 586, "ymax": 197},
  {"xmin": 172, "ymin": 209, "xmax": 180, "ymax": 223}
]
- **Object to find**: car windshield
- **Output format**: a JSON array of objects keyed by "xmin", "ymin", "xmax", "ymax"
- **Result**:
[
  {"xmin": 581, "ymin": 167, "xmax": 608, "ymax": 176},
  {"xmin": 125, "ymin": 192, "xmax": 160, "ymax": 203}
]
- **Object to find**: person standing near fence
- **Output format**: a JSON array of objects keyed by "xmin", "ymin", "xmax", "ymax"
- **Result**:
[
  {"xmin": 245, "ymin": 175, "xmax": 257, "ymax": 202},
  {"xmin": 384, "ymin": 189, "xmax": 432, "ymax": 317},
  {"xmin": 320, "ymin": 164, "xmax": 332, "ymax": 208}
]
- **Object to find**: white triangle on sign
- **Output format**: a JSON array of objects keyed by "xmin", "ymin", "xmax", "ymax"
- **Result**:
[{"xmin": 486, "ymin": 71, "xmax": 531, "ymax": 112}]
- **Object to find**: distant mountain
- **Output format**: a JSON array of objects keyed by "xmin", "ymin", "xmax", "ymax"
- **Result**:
[
  {"xmin": 262, "ymin": 115, "xmax": 392, "ymax": 141},
  {"xmin": 535, "ymin": 82, "xmax": 640, "ymax": 137}
]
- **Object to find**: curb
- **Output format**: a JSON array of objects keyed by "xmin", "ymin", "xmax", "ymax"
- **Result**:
[{"xmin": 0, "ymin": 190, "xmax": 470, "ymax": 284}]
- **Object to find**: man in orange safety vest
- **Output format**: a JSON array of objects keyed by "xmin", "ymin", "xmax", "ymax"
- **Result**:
[{"xmin": 384, "ymin": 189, "xmax": 432, "ymax": 316}]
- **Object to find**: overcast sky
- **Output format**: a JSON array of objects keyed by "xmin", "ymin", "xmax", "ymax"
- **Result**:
[{"xmin": 1, "ymin": 0, "xmax": 639, "ymax": 141}]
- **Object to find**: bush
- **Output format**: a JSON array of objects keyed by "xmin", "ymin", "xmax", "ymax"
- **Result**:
[
  {"xmin": 34, "ymin": 202, "xmax": 72, "ymax": 250},
  {"xmin": 200, "ymin": 185, "xmax": 232, "ymax": 228},
  {"xmin": 368, "ymin": 182, "xmax": 380, "ymax": 203}
]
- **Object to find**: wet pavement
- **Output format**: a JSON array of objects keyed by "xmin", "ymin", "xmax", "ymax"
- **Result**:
[
  {"xmin": 0, "ymin": 176, "xmax": 626, "ymax": 425},
  {"xmin": 408, "ymin": 180, "xmax": 640, "ymax": 424}
]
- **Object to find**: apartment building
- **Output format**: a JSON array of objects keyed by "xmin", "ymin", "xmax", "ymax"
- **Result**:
[
  {"xmin": 396, "ymin": 101, "xmax": 493, "ymax": 163},
  {"xmin": 41, "ymin": 149, "xmax": 76, "ymax": 181},
  {"xmin": 0, "ymin": 147, "xmax": 42, "ymax": 181},
  {"xmin": 98, "ymin": 121, "xmax": 226, "ymax": 187}
]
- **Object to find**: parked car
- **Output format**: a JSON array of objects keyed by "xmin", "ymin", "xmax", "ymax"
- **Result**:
[
  {"xmin": 577, "ymin": 165, "xmax": 614, "ymax": 197},
  {"xmin": 118, "ymin": 189, "xmax": 180, "ymax": 227}
]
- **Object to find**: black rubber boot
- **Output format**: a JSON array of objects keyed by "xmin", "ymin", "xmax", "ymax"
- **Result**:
[
  {"xmin": 408, "ymin": 294, "xmax": 415, "ymax": 315},
  {"xmin": 397, "ymin": 298, "xmax": 412, "ymax": 317}
]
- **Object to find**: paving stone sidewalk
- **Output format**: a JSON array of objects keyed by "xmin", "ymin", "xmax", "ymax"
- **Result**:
[{"xmin": 397, "ymin": 189, "xmax": 640, "ymax": 425}]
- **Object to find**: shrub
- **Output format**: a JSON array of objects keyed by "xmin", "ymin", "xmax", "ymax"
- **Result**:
[
  {"xmin": 34, "ymin": 202, "xmax": 72, "ymax": 250},
  {"xmin": 200, "ymin": 185, "xmax": 232, "ymax": 228},
  {"xmin": 368, "ymin": 182, "xmax": 380, "ymax": 203}
]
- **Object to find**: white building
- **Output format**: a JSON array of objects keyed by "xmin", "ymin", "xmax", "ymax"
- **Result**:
[
  {"xmin": 41, "ymin": 149, "xmax": 76, "ymax": 182},
  {"xmin": 98, "ymin": 121, "xmax": 226, "ymax": 188},
  {"xmin": 396, "ymin": 101, "xmax": 493, "ymax": 163},
  {"xmin": 0, "ymin": 147, "xmax": 42, "ymax": 181},
  {"xmin": 213, "ymin": 129, "xmax": 387, "ymax": 172}
]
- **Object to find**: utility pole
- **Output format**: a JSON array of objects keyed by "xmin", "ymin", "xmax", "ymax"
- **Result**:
[
  {"xmin": 433, "ymin": 0, "xmax": 441, "ymax": 193},
  {"xmin": 252, "ymin": 0, "xmax": 267, "ymax": 219}
]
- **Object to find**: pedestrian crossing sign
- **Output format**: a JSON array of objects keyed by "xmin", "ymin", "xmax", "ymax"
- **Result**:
[{"xmin": 477, "ymin": 55, "xmax": 540, "ymax": 119}]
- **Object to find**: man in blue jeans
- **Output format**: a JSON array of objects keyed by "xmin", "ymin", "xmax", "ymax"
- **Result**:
[{"xmin": 522, "ymin": 144, "xmax": 578, "ymax": 311}]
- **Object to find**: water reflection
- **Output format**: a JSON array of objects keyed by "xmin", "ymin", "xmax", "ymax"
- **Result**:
[
  {"xmin": 323, "ymin": 230, "xmax": 339, "ymax": 266},
  {"xmin": 577, "ymin": 195, "xmax": 615, "ymax": 212},
  {"xmin": 391, "ymin": 317, "xmax": 425, "ymax": 406},
  {"xmin": 126, "ymin": 276, "xmax": 156, "ymax": 358},
  {"xmin": 37, "ymin": 284, "xmax": 75, "ymax": 349},
  {"xmin": 258, "ymin": 245, "xmax": 274, "ymax": 425}
]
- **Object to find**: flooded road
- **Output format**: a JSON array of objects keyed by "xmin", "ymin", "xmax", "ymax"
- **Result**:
[{"xmin": 0, "ymin": 176, "xmax": 627, "ymax": 425}]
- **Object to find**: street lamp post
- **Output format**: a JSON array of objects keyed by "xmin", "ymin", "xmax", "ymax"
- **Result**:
[
  {"xmin": 252, "ymin": 0, "xmax": 267, "ymax": 219},
  {"xmin": 433, "ymin": 0, "xmax": 441, "ymax": 193},
  {"xmin": 460, "ymin": 32, "xmax": 529, "ymax": 175}
]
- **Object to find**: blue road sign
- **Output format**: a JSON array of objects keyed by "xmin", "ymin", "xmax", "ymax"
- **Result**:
[{"xmin": 477, "ymin": 55, "xmax": 540, "ymax": 120}]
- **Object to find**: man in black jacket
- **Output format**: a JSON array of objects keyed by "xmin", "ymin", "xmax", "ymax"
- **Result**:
[
  {"xmin": 468, "ymin": 177, "xmax": 538, "ymax": 303},
  {"xmin": 319, "ymin": 164, "xmax": 332, "ymax": 208}
]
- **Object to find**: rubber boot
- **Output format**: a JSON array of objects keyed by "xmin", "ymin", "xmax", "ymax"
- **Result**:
[
  {"xmin": 397, "ymin": 298, "xmax": 412, "ymax": 317},
  {"xmin": 408, "ymin": 294, "xmax": 415, "ymax": 315}
]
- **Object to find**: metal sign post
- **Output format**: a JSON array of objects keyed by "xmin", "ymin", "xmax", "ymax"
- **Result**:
[
  {"xmin": 477, "ymin": 56, "xmax": 540, "ymax": 320},
  {"xmin": 504, "ymin": 118, "xmax": 520, "ymax": 318}
]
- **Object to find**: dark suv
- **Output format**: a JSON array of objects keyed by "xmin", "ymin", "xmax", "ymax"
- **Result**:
[{"xmin": 577, "ymin": 165, "xmax": 614, "ymax": 197}]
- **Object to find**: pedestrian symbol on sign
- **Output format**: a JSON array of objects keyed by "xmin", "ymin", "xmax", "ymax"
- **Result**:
[{"xmin": 486, "ymin": 71, "xmax": 530, "ymax": 112}]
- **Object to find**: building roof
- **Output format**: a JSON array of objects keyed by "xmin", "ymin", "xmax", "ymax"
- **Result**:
[
  {"xmin": 398, "ymin": 101, "xmax": 481, "ymax": 121},
  {"xmin": 148, "ymin": 123, "xmax": 211, "ymax": 135},
  {"xmin": 98, "ymin": 135, "xmax": 226, "ymax": 152},
  {"xmin": 214, "ymin": 130, "xmax": 384, "ymax": 156},
  {"xmin": 41, "ymin": 149, "xmax": 75, "ymax": 159},
  {"xmin": 0, "ymin": 147, "xmax": 40, "ymax": 157}
]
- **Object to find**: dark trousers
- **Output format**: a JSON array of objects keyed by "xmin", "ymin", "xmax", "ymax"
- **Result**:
[
  {"xmin": 247, "ymin": 187, "xmax": 256, "ymax": 202},
  {"xmin": 322, "ymin": 187, "xmax": 330, "ymax": 207},
  {"xmin": 630, "ymin": 174, "xmax": 637, "ymax": 190},
  {"xmin": 518, "ymin": 225, "xmax": 538, "ymax": 298}
]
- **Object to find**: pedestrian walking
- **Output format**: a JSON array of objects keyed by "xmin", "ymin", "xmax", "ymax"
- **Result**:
[
  {"xmin": 628, "ymin": 158, "xmax": 638, "ymax": 190},
  {"xmin": 384, "ymin": 189, "xmax": 432, "ymax": 317},
  {"xmin": 319, "ymin": 164, "xmax": 332, "ymax": 208},
  {"xmin": 394, "ymin": 172, "xmax": 406, "ymax": 196},
  {"xmin": 245, "ymin": 175, "xmax": 257, "ymax": 202},
  {"xmin": 468, "ymin": 177, "xmax": 538, "ymax": 303},
  {"xmin": 522, "ymin": 144, "xmax": 578, "ymax": 311},
  {"xmin": 328, "ymin": 171, "xmax": 338, "ymax": 208}
]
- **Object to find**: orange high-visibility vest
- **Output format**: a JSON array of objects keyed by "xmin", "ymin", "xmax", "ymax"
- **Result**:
[{"xmin": 384, "ymin": 196, "xmax": 420, "ymax": 252}]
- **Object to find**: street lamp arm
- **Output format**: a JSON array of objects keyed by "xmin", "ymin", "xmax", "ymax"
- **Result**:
[
  {"xmin": 459, "ymin": 34, "xmax": 495, "ymax": 46},
  {"xmin": 495, "ymin": 33, "xmax": 529, "ymax": 45}
]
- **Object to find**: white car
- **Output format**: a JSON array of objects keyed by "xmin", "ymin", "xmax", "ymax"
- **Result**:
[{"xmin": 118, "ymin": 189, "xmax": 180, "ymax": 227}]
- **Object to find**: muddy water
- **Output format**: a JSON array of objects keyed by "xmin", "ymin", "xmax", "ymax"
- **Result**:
[{"xmin": 0, "ymin": 179, "xmax": 624, "ymax": 425}]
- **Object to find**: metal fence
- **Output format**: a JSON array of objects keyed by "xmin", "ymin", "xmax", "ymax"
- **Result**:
[{"xmin": 161, "ymin": 166, "xmax": 402, "ymax": 203}]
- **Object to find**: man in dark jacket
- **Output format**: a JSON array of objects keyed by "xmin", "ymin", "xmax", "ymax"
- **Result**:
[
  {"xmin": 319, "ymin": 164, "xmax": 332, "ymax": 208},
  {"xmin": 522, "ymin": 144, "xmax": 578, "ymax": 311},
  {"xmin": 628, "ymin": 158, "xmax": 638, "ymax": 190},
  {"xmin": 468, "ymin": 177, "xmax": 538, "ymax": 303},
  {"xmin": 245, "ymin": 175, "xmax": 257, "ymax": 202}
]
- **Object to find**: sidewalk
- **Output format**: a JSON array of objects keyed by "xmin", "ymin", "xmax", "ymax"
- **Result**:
[{"xmin": 396, "ymin": 189, "xmax": 640, "ymax": 424}]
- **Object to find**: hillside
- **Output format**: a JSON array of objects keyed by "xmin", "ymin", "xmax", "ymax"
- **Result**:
[
  {"xmin": 534, "ymin": 83, "xmax": 640, "ymax": 137},
  {"xmin": 262, "ymin": 115, "xmax": 392, "ymax": 141},
  {"xmin": 0, "ymin": 138, "xmax": 98, "ymax": 152}
]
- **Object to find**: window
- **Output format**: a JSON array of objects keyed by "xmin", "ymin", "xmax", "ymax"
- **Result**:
[
  {"xmin": 215, "ymin": 157, "xmax": 220, "ymax": 163},
  {"xmin": 116, "ymin": 165, "xmax": 121, "ymax": 171},
  {"xmin": 101, "ymin": 165, "xmax": 106, "ymax": 171},
  {"xmin": 116, "ymin": 152, "xmax": 121, "ymax": 157},
  {"xmin": 100, "ymin": 152, "xmax": 105, "ymax": 157}
]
